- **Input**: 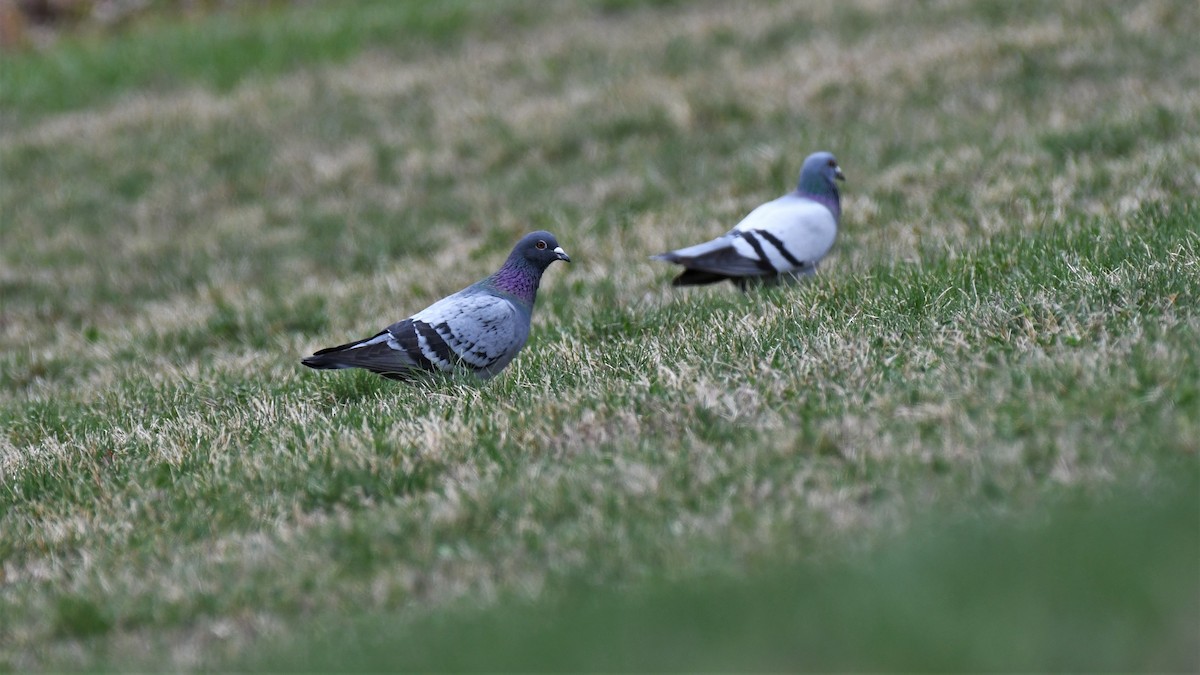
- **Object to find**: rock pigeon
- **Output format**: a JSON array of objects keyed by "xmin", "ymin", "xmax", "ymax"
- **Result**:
[
  {"xmin": 302, "ymin": 230, "xmax": 570, "ymax": 381},
  {"xmin": 653, "ymin": 151, "xmax": 844, "ymax": 288}
]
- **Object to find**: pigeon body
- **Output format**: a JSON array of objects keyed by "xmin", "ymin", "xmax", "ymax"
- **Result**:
[
  {"xmin": 302, "ymin": 231, "xmax": 569, "ymax": 381},
  {"xmin": 654, "ymin": 151, "xmax": 845, "ymax": 288}
]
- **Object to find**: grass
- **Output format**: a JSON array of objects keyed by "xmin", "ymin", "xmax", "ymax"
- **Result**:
[
  {"xmin": 1, "ymin": 0, "xmax": 1198, "ymax": 670},
  {"xmin": 244, "ymin": 476, "xmax": 1200, "ymax": 672},
  {"xmin": 0, "ymin": 1, "xmax": 548, "ymax": 124}
]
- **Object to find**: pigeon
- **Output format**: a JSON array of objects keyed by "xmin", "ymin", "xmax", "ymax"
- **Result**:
[
  {"xmin": 302, "ymin": 230, "xmax": 570, "ymax": 381},
  {"xmin": 653, "ymin": 151, "xmax": 844, "ymax": 288}
]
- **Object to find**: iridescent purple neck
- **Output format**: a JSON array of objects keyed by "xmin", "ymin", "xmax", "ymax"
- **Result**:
[
  {"xmin": 800, "ymin": 187, "xmax": 841, "ymax": 222},
  {"xmin": 489, "ymin": 261, "xmax": 540, "ymax": 305}
]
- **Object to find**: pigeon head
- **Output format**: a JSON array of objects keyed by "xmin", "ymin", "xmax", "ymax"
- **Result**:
[
  {"xmin": 797, "ymin": 151, "xmax": 845, "ymax": 193},
  {"xmin": 796, "ymin": 151, "xmax": 844, "ymax": 220},
  {"xmin": 513, "ymin": 230, "xmax": 571, "ymax": 271},
  {"xmin": 489, "ymin": 230, "xmax": 570, "ymax": 305}
]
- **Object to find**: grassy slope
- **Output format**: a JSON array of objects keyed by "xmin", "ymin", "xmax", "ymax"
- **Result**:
[
  {"xmin": 1, "ymin": 0, "xmax": 1198, "ymax": 670},
  {"xmin": 0, "ymin": 1, "xmax": 547, "ymax": 123},
  {"xmin": 248, "ymin": 477, "xmax": 1200, "ymax": 672}
]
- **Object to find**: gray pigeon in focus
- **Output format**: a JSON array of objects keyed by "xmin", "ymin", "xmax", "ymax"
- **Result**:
[
  {"xmin": 302, "ymin": 231, "xmax": 570, "ymax": 381},
  {"xmin": 653, "ymin": 151, "xmax": 844, "ymax": 288}
]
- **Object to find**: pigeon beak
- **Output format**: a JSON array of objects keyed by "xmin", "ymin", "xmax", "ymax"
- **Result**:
[
  {"xmin": 834, "ymin": 165, "xmax": 845, "ymax": 181},
  {"xmin": 553, "ymin": 246, "xmax": 571, "ymax": 262}
]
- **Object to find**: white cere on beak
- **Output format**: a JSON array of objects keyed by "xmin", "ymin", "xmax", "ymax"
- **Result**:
[{"xmin": 553, "ymin": 246, "xmax": 571, "ymax": 262}]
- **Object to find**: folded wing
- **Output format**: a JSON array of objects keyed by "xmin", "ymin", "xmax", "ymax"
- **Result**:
[
  {"xmin": 654, "ymin": 194, "xmax": 837, "ymax": 283},
  {"xmin": 301, "ymin": 292, "xmax": 524, "ymax": 380}
]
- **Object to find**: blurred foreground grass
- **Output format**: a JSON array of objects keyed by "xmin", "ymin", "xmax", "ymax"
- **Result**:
[
  {"xmin": 246, "ymin": 476, "xmax": 1199, "ymax": 672},
  {"xmin": 0, "ymin": 1, "xmax": 544, "ymax": 123}
]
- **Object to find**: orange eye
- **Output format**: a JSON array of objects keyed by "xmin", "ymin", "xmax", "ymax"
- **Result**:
[{"xmin": 536, "ymin": 240, "xmax": 547, "ymax": 250}]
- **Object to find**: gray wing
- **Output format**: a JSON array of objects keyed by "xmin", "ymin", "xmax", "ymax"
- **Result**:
[
  {"xmin": 411, "ymin": 291, "xmax": 527, "ymax": 378},
  {"xmin": 301, "ymin": 291, "xmax": 525, "ymax": 380},
  {"xmin": 729, "ymin": 193, "xmax": 838, "ymax": 271},
  {"xmin": 654, "ymin": 193, "xmax": 838, "ymax": 278}
]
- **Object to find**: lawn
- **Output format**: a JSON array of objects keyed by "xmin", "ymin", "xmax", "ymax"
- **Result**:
[{"xmin": 1, "ymin": 0, "xmax": 1197, "ymax": 670}]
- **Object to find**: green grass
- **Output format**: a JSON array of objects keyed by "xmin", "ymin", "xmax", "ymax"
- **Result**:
[
  {"xmin": 0, "ymin": 1, "xmax": 547, "ymax": 124},
  {"xmin": 245, "ymin": 477, "xmax": 1200, "ymax": 672},
  {"xmin": 1, "ymin": 0, "xmax": 1198, "ymax": 670}
]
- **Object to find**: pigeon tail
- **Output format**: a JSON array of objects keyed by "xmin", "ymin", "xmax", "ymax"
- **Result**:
[
  {"xmin": 300, "ymin": 354, "xmax": 338, "ymax": 369},
  {"xmin": 671, "ymin": 269, "xmax": 733, "ymax": 286},
  {"xmin": 301, "ymin": 338, "xmax": 370, "ymax": 369},
  {"xmin": 300, "ymin": 328, "xmax": 428, "ymax": 380}
]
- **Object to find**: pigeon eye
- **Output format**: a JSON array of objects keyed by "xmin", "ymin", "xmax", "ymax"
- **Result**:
[
  {"xmin": 827, "ymin": 159, "xmax": 837, "ymax": 167},
  {"xmin": 536, "ymin": 240, "xmax": 547, "ymax": 250}
]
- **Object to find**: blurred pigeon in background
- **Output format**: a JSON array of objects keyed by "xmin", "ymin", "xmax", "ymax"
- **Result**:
[
  {"xmin": 302, "ymin": 231, "xmax": 569, "ymax": 381},
  {"xmin": 653, "ymin": 151, "xmax": 844, "ymax": 288}
]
